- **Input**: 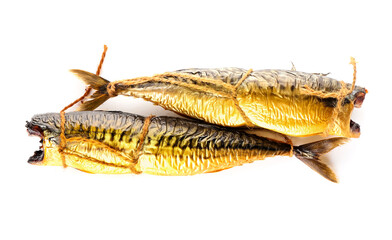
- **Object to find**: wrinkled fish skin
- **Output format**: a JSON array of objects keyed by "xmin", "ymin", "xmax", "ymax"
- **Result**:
[
  {"xmin": 28, "ymin": 111, "xmax": 348, "ymax": 181},
  {"xmin": 29, "ymin": 111, "xmax": 290, "ymax": 175},
  {"xmin": 112, "ymin": 68, "xmax": 365, "ymax": 137}
]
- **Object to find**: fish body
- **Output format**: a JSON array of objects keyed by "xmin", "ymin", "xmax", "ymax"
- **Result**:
[
  {"xmin": 27, "ymin": 111, "xmax": 347, "ymax": 182},
  {"xmin": 73, "ymin": 67, "xmax": 366, "ymax": 138}
]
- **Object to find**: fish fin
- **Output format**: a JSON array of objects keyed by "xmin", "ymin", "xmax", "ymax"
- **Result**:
[
  {"xmin": 70, "ymin": 69, "xmax": 109, "ymax": 89},
  {"xmin": 290, "ymin": 61, "xmax": 296, "ymax": 71},
  {"xmin": 70, "ymin": 69, "xmax": 111, "ymax": 110},
  {"xmin": 205, "ymin": 166, "xmax": 234, "ymax": 173},
  {"xmin": 78, "ymin": 94, "xmax": 111, "ymax": 111},
  {"xmin": 294, "ymin": 137, "xmax": 349, "ymax": 183}
]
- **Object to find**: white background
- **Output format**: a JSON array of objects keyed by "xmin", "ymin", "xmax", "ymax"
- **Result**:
[{"xmin": 1, "ymin": 1, "xmax": 391, "ymax": 239}]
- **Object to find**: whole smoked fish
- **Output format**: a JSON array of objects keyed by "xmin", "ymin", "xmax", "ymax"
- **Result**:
[
  {"xmin": 72, "ymin": 67, "xmax": 366, "ymax": 138},
  {"xmin": 27, "ymin": 111, "xmax": 347, "ymax": 182}
]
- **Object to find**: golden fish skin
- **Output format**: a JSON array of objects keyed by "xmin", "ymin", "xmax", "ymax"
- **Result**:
[
  {"xmin": 26, "ymin": 111, "xmax": 347, "ymax": 182},
  {"xmin": 73, "ymin": 68, "xmax": 366, "ymax": 138}
]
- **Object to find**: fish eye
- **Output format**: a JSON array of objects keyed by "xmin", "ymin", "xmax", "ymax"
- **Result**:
[{"xmin": 45, "ymin": 137, "xmax": 59, "ymax": 147}]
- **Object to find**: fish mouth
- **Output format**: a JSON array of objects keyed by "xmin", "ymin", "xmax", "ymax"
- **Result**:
[
  {"xmin": 354, "ymin": 90, "xmax": 367, "ymax": 108},
  {"xmin": 350, "ymin": 119, "xmax": 360, "ymax": 136},
  {"xmin": 350, "ymin": 89, "xmax": 366, "ymax": 137},
  {"xmin": 26, "ymin": 121, "xmax": 45, "ymax": 164},
  {"xmin": 28, "ymin": 149, "xmax": 44, "ymax": 164}
]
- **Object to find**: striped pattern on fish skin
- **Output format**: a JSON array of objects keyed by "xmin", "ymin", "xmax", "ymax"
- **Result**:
[
  {"xmin": 141, "ymin": 115, "xmax": 288, "ymax": 175},
  {"xmin": 27, "ymin": 111, "xmax": 290, "ymax": 175},
  {"xmin": 115, "ymin": 68, "xmax": 364, "ymax": 137},
  {"xmin": 176, "ymin": 67, "xmax": 358, "ymax": 94},
  {"xmin": 29, "ymin": 111, "xmax": 146, "ymax": 158},
  {"xmin": 27, "ymin": 111, "xmax": 348, "ymax": 182},
  {"xmin": 72, "ymin": 67, "xmax": 366, "ymax": 138}
]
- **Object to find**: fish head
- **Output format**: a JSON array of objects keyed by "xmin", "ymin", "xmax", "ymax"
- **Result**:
[
  {"xmin": 26, "ymin": 114, "xmax": 63, "ymax": 167},
  {"xmin": 346, "ymin": 85, "xmax": 367, "ymax": 108},
  {"xmin": 342, "ymin": 86, "xmax": 367, "ymax": 138},
  {"xmin": 353, "ymin": 88, "xmax": 367, "ymax": 108}
]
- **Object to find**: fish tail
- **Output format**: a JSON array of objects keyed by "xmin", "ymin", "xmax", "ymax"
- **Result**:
[
  {"xmin": 70, "ymin": 69, "xmax": 111, "ymax": 111},
  {"xmin": 294, "ymin": 137, "xmax": 349, "ymax": 183}
]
